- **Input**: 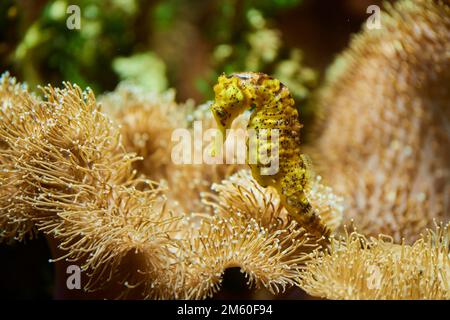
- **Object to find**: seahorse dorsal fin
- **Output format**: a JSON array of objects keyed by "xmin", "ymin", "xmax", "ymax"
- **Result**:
[{"xmin": 300, "ymin": 154, "xmax": 315, "ymax": 191}]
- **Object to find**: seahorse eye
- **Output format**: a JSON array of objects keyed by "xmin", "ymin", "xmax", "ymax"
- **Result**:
[{"xmin": 216, "ymin": 109, "xmax": 225, "ymax": 117}]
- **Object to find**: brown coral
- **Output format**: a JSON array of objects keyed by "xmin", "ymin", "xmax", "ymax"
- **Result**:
[
  {"xmin": 299, "ymin": 223, "xmax": 450, "ymax": 300},
  {"xmin": 100, "ymin": 85, "xmax": 188, "ymax": 182},
  {"xmin": 0, "ymin": 73, "xmax": 39, "ymax": 241},
  {"xmin": 0, "ymin": 74, "xmax": 340, "ymax": 299},
  {"xmin": 174, "ymin": 169, "xmax": 343, "ymax": 299},
  {"xmin": 312, "ymin": 0, "xmax": 450, "ymax": 242},
  {"xmin": 100, "ymin": 86, "xmax": 244, "ymax": 214},
  {"xmin": 0, "ymin": 73, "xmax": 180, "ymax": 298}
]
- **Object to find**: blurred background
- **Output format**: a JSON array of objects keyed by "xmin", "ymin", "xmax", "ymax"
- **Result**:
[{"xmin": 0, "ymin": 0, "xmax": 393, "ymax": 299}]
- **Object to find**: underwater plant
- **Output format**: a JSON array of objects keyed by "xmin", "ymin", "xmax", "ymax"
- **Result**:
[
  {"xmin": 206, "ymin": 7, "xmax": 318, "ymax": 106},
  {"xmin": 4, "ymin": 0, "xmax": 146, "ymax": 92}
]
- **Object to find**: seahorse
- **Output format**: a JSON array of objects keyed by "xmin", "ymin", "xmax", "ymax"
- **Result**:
[{"xmin": 210, "ymin": 72, "xmax": 330, "ymax": 239}]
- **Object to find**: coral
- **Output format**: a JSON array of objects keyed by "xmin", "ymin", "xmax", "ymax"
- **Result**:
[
  {"xmin": 100, "ymin": 84, "xmax": 187, "ymax": 182},
  {"xmin": 176, "ymin": 169, "xmax": 342, "ymax": 299},
  {"xmin": 97, "ymin": 84, "xmax": 342, "ymax": 298},
  {"xmin": 100, "ymin": 84, "xmax": 244, "ymax": 214},
  {"xmin": 299, "ymin": 223, "xmax": 450, "ymax": 300},
  {"xmin": 312, "ymin": 0, "xmax": 450, "ymax": 242},
  {"xmin": 203, "ymin": 169, "xmax": 343, "ymax": 235},
  {"xmin": 1, "ymin": 73, "xmax": 338, "ymax": 299},
  {"xmin": 0, "ymin": 72, "xmax": 38, "ymax": 241},
  {"xmin": 0, "ymin": 72, "xmax": 180, "ymax": 298}
]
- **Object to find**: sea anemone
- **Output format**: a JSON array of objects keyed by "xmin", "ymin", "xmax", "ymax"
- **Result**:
[
  {"xmin": 0, "ymin": 72, "xmax": 180, "ymax": 298},
  {"xmin": 0, "ymin": 73, "xmax": 341, "ymax": 299},
  {"xmin": 299, "ymin": 223, "xmax": 450, "ymax": 300},
  {"xmin": 312, "ymin": 0, "xmax": 450, "ymax": 242},
  {"xmin": 100, "ymin": 85, "xmax": 244, "ymax": 214},
  {"xmin": 179, "ymin": 169, "xmax": 343, "ymax": 298}
]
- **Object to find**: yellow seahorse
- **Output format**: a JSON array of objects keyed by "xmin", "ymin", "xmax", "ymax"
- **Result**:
[{"xmin": 210, "ymin": 72, "xmax": 330, "ymax": 239}]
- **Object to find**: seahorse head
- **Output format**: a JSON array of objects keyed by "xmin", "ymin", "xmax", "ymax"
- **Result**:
[
  {"xmin": 211, "ymin": 75, "xmax": 247, "ymax": 128},
  {"xmin": 210, "ymin": 72, "xmax": 268, "ymax": 155}
]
